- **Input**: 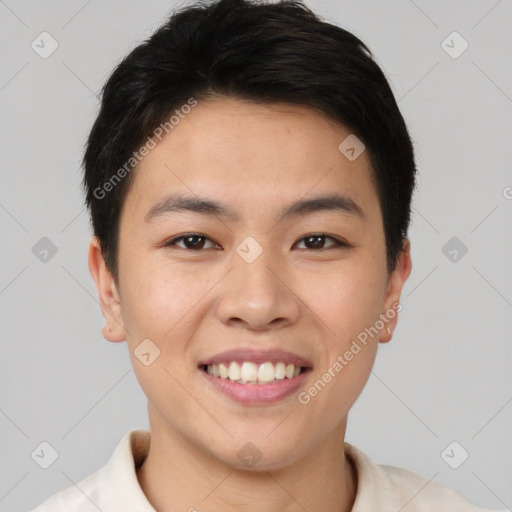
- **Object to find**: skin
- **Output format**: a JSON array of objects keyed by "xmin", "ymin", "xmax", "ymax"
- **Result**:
[{"xmin": 89, "ymin": 97, "xmax": 412, "ymax": 512}]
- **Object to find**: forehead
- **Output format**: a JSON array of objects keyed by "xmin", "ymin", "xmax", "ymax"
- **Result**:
[{"xmin": 121, "ymin": 97, "xmax": 380, "ymax": 226}]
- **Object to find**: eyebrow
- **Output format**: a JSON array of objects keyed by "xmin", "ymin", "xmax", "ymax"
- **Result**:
[{"xmin": 144, "ymin": 192, "xmax": 365, "ymax": 223}]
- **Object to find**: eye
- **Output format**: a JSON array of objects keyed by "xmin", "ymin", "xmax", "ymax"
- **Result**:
[
  {"xmin": 294, "ymin": 234, "xmax": 348, "ymax": 250},
  {"xmin": 164, "ymin": 233, "xmax": 219, "ymax": 250},
  {"xmin": 163, "ymin": 232, "xmax": 348, "ymax": 251}
]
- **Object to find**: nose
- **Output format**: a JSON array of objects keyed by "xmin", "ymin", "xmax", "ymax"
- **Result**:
[{"xmin": 215, "ymin": 245, "xmax": 300, "ymax": 332}]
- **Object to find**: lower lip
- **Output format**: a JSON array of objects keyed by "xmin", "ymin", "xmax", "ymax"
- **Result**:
[{"xmin": 199, "ymin": 368, "xmax": 312, "ymax": 405}]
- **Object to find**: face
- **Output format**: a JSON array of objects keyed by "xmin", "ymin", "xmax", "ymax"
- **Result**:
[{"xmin": 89, "ymin": 97, "xmax": 411, "ymax": 470}]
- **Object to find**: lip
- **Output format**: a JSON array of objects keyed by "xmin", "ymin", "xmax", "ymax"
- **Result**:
[
  {"xmin": 199, "ymin": 366, "xmax": 312, "ymax": 406},
  {"xmin": 197, "ymin": 348, "xmax": 313, "ymax": 368}
]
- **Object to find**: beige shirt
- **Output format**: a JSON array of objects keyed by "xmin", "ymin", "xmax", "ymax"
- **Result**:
[{"xmin": 28, "ymin": 429, "xmax": 501, "ymax": 512}]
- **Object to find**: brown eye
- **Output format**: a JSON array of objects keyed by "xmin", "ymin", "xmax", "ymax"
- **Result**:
[
  {"xmin": 165, "ymin": 233, "xmax": 218, "ymax": 250},
  {"xmin": 295, "ymin": 234, "xmax": 347, "ymax": 250}
]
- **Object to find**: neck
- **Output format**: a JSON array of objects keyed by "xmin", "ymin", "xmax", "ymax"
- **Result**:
[{"xmin": 136, "ymin": 415, "xmax": 357, "ymax": 512}]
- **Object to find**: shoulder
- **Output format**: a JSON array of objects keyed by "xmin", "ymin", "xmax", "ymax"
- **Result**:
[
  {"xmin": 381, "ymin": 463, "xmax": 488, "ymax": 512},
  {"xmin": 25, "ymin": 429, "xmax": 151, "ymax": 512},
  {"xmin": 345, "ymin": 443, "xmax": 499, "ymax": 512}
]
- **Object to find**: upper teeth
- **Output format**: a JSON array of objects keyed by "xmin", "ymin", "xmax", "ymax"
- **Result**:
[{"xmin": 205, "ymin": 361, "xmax": 302, "ymax": 384}]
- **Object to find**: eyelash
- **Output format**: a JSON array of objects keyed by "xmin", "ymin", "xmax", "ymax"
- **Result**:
[{"xmin": 163, "ymin": 233, "xmax": 349, "ymax": 251}]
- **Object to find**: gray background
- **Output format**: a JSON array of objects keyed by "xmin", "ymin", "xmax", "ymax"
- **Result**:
[{"xmin": 1, "ymin": 0, "xmax": 511, "ymax": 510}]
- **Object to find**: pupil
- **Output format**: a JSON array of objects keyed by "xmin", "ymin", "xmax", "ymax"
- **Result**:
[
  {"xmin": 186, "ymin": 235, "xmax": 203, "ymax": 249},
  {"xmin": 307, "ymin": 235, "xmax": 323, "ymax": 249}
]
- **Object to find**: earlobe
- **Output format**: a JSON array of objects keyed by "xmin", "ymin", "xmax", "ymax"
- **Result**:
[
  {"xmin": 87, "ymin": 236, "xmax": 126, "ymax": 343},
  {"xmin": 379, "ymin": 238, "xmax": 412, "ymax": 343}
]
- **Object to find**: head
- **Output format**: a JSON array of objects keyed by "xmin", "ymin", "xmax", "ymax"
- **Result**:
[{"xmin": 86, "ymin": 0, "xmax": 414, "ymax": 470}]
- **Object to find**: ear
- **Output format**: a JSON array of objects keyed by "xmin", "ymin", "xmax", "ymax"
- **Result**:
[
  {"xmin": 379, "ymin": 238, "xmax": 412, "ymax": 343},
  {"xmin": 88, "ymin": 236, "xmax": 126, "ymax": 342}
]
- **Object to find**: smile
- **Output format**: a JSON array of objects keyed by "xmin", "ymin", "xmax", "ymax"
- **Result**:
[{"xmin": 200, "ymin": 361, "xmax": 310, "ymax": 385}]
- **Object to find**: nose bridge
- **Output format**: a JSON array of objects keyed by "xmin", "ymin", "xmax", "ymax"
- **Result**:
[
  {"xmin": 233, "ymin": 236, "xmax": 282, "ymax": 302},
  {"xmin": 237, "ymin": 239, "xmax": 279, "ymax": 292},
  {"xmin": 215, "ymin": 236, "xmax": 300, "ymax": 329}
]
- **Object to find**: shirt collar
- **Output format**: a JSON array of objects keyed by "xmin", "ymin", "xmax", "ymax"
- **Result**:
[
  {"xmin": 97, "ymin": 429, "xmax": 395, "ymax": 511},
  {"xmin": 98, "ymin": 429, "xmax": 155, "ymax": 510}
]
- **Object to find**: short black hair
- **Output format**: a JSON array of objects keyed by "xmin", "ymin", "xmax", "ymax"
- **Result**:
[{"xmin": 82, "ymin": 0, "xmax": 417, "ymax": 282}]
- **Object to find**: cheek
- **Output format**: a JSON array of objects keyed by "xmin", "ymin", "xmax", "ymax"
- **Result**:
[
  {"xmin": 119, "ymin": 246, "xmax": 205, "ymax": 335},
  {"xmin": 304, "ymin": 261, "xmax": 386, "ymax": 338},
  {"xmin": 119, "ymin": 260, "xmax": 204, "ymax": 405},
  {"xmin": 300, "ymin": 271, "xmax": 381, "ymax": 429}
]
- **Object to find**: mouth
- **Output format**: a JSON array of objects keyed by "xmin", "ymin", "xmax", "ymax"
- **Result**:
[
  {"xmin": 197, "ymin": 349, "xmax": 313, "ymax": 405},
  {"xmin": 199, "ymin": 362, "xmax": 311, "ymax": 385}
]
